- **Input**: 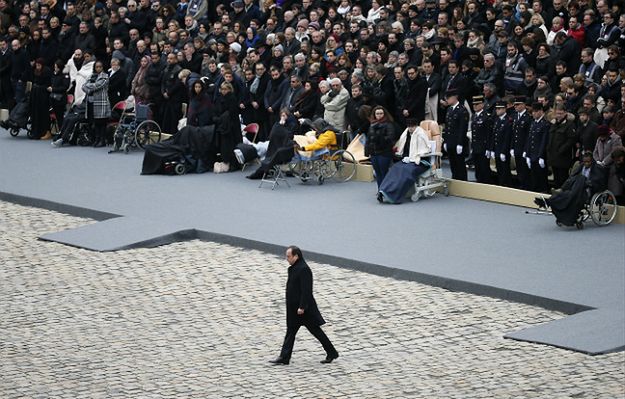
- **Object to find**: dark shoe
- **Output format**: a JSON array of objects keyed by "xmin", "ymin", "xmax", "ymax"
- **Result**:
[
  {"xmin": 320, "ymin": 353, "xmax": 339, "ymax": 364},
  {"xmin": 269, "ymin": 357, "xmax": 289, "ymax": 365},
  {"xmin": 377, "ymin": 192, "xmax": 384, "ymax": 203},
  {"xmin": 94, "ymin": 139, "xmax": 106, "ymax": 148},
  {"xmin": 534, "ymin": 197, "xmax": 547, "ymax": 208},
  {"xmin": 246, "ymin": 170, "xmax": 263, "ymax": 180}
]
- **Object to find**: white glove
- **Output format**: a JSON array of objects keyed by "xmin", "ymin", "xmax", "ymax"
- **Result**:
[
  {"xmin": 500, "ymin": 153, "xmax": 506, "ymax": 162},
  {"xmin": 510, "ymin": 149, "xmax": 515, "ymax": 157},
  {"xmin": 490, "ymin": 151, "xmax": 495, "ymax": 159},
  {"xmin": 526, "ymin": 157, "xmax": 531, "ymax": 168},
  {"xmin": 443, "ymin": 143, "xmax": 447, "ymax": 152},
  {"xmin": 539, "ymin": 158, "xmax": 545, "ymax": 168},
  {"xmin": 522, "ymin": 152, "xmax": 527, "ymax": 158},
  {"xmin": 485, "ymin": 150, "xmax": 490, "ymax": 157},
  {"xmin": 456, "ymin": 145, "xmax": 463, "ymax": 155},
  {"xmin": 402, "ymin": 157, "xmax": 410, "ymax": 164}
]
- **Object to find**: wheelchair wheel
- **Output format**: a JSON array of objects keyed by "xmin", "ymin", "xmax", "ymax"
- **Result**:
[
  {"xmin": 326, "ymin": 149, "xmax": 357, "ymax": 182},
  {"xmin": 174, "ymin": 163, "xmax": 186, "ymax": 175},
  {"xmin": 135, "ymin": 120, "xmax": 162, "ymax": 149},
  {"xmin": 589, "ymin": 190, "xmax": 618, "ymax": 226},
  {"xmin": 9, "ymin": 127, "xmax": 19, "ymax": 137}
]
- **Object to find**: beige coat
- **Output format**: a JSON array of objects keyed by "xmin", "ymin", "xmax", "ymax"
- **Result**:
[{"xmin": 320, "ymin": 87, "xmax": 349, "ymax": 130}]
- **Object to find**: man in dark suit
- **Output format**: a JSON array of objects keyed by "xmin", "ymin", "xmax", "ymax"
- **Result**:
[
  {"xmin": 491, "ymin": 101, "xmax": 513, "ymax": 187},
  {"xmin": 270, "ymin": 246, "xmax": 339, "ymax": 366},
  {"xmin": 443, "ymin": 88, "xmax": 469, "ymax": 180},
  {"xmin": 402, "ymin": 64, "xmax": 427, "ymax": 125}
]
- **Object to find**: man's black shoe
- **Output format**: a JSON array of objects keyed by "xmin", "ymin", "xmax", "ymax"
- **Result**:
[
  {"xmin": 534, "ymin": 197, "xmax": 547, "ymax": 208},
  {"xmin": 320, "ymin": 353, "xmax": 339, "ymax": 364},
  {"xmin": 269, "ymin": 357, "xmax": 289, "ymax": 365}
]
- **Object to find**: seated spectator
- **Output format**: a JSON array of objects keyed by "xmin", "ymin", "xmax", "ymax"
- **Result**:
[
  {"xmin": 297, "ymin": 118, "xmax": 338, "ymax": 153},
  {"xmin": 377, "ymin": 119, "xmax": 432, "ymax": 204},
  {"xmin": 245, "ymin": 109, "xmax": 298, "ymax": 180}
]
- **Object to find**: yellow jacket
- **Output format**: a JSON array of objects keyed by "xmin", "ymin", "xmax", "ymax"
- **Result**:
[{"xmin": 302, "ymin": 130, "xmax": 337, "ymax": 151}]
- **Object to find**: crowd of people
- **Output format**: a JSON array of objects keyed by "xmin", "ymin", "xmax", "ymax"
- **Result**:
[{"xmin": 0, "ymin": 0, "xmax": 624, "ymax": 202}]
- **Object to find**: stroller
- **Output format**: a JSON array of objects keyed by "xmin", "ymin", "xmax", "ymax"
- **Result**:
[{"xmin": 1, "ymin": 98, "xmax": 32, "ymax": 138}]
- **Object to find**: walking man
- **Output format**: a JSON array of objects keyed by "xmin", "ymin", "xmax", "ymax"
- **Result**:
[{"xmin": 270, "ymin": 246, "xmax": 339, "ymax": 365}]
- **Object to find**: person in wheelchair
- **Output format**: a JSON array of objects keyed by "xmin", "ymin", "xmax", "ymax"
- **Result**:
[
  {"xmin": 534, "ymin": 151, "xmax": 607, "ymax": 226},
  {"xmin": 295, "ymin": 118, "xmax": 338, "ymax": 155},
  {"xmin": 377, "ymin": 119, "xmax": 432, "ymax": 204}
]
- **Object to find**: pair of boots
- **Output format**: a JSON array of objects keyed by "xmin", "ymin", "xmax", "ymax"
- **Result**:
[{"xmin": 92, "ymin": 125, "xmax": 106, "ymax": 148}]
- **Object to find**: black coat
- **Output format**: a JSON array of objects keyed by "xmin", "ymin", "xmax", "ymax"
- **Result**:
[
  {"xmin": 108, "ymin": 69, "xmax": 129, "ymax": 106},
  {"xmin": 405, "ymin": 76, "xmax": 427, "ymax": 123},
  {"xmin": 443, "ymin": 104, "xmax": 470, "ymax": 150},
  {"xmin": 511, "ymin": 110, "xmax": 532, "ymax": 154},
  {"xmin": 286, "ymin": 258, "xmax": 325, "ymax": 328},
  {"xmin": 491, "ymin": 114, "xmax": 513, "ymax": 155},
  {"xmin": 525, "ymin": 117, "xmax": 550, "ymax": 161},
  {"xmin": 471, "ymin": 110, "xmax": 493, "ymax": 154},
  {"xmin": 366, "ymin": 121, "xmax": 396, "ymax": 157}
]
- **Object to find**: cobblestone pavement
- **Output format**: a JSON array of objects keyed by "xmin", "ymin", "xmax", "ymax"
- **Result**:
[{"xmin": 1, "ymin": 201, "xmax": 623, "ymax": 399}]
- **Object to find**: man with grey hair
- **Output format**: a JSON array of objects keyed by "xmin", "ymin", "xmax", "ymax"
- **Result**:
[
  {"xmin": 293, "ymin": 53, "xmax": 309, "ymax": 81},
  {"xmin": 283, "ymin": 27, "xmax": 301, "ymax": 55},
  {"xmin": 320, "ymin": 78, "xmax": 350, "ymax": 129},
  {"xmin": 475, "ymin": 53, "xmax": 501, "ymax": 87}
]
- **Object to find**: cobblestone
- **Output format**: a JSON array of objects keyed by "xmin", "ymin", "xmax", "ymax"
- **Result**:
[{"xmin": 0, "ymin": 201, "xmax": 623, "ymax": 398}]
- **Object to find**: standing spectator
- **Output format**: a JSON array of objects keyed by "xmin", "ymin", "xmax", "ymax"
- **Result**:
[
  {"xmin": 48, "ymin": 59, "xmax": 70, "ymax": 129},
  {"xmin": 547, "ymin": 104, "xmax": 577, "ymax": 188},
  {"xmin": 491, "ymin": 101, "xmax": 513, "ymax": 187},
  {"xmin": 187, "ymin": 80, "xmax": 213, "ymax": 127},
  {"xmin": 82, "ymin": 60, "xmax": 111, "ymax": 147},
  {"xmin": 503, "ymin": 41, "xmax": 527, "ymax": 95},
  {"xmin": 366, "ymin": 105, "xmax": 396, "ymax": 189},
  {"xmin": 320, "ymin": 78, "xmax": 349, "ymax": 130},
  {"xmin": 422, "ymin": 59, "xmax": 441, "ymax": 122},
  {"xmin": 553, "ymin": 31, "xmax": 581, "ymax": 74},
  {"xmin": 131, "ymin": 55, "xmax": 151, "ymax": 104},
  {"xmin": 403, "ymin": 64, "xmax": 427, "ymax": 125},
  {"xmin": 0, "ymin": 36, "xmax": 12, "ymax": 109},
  {"xmin": 160, "ymin": 52, "xmax": 183, "ymax": 135},
  {"xmin": 525, "ymin": 102, "xmax": 550, "ymax": 193},
  {"xmin": 593, "ymin": 125, "xmax": 623, "ymax": 167},
  {"xmin": 264, "ymin": 66, "xmax": 288, "ymax": 128},
  {"xmin": 214, "ymin": 81, "xmax": 242, "ymax": 171},
  {"xmin": 577, "ymin": 108, "xmax": 599, "ymax": 156},
  {"xmin": 579, "ymin": 48, "xmax": 603, "ymax": 86},
  {"xmin": 282, "ymin": 74, "xmax": 304, "ymax": 113},
  {"xmin": 28, "ymin": 59, "xmax": 53, "ymax": 140},
  {"xmin": 292, "ymin": 80, "xmax": 320, "ymax": 121},
  {"xmin": 10, "ymin": 39, "xmax": 29, "ymax": 104},
  {"xmin": 108, "ymin": 58, "xmax": 128, "ymax": 107},
  {"xmin": 470, "ymin": 95, "xmax": 494, "ymax": 184},
  {"xmin": 67, "ymin": 49, "xmax": 95, "ymax": 106},
  {"xmin": 443, "ymin": 88, "xmax": 469, "ymax": 181}
]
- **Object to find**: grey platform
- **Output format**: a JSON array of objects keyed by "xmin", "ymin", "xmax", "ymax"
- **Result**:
[{"xmin": 1, "ymin": 133, "xmax": 623, "ymax": 355}]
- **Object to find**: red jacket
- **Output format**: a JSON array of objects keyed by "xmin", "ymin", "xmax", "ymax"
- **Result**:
[{"xmin": 567, "ymin": 26, "xmax": 585, "ymax": 47}]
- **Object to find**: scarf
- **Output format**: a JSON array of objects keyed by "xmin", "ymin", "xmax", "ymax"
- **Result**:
[{"xmin": 250, "ymin": 74, "xmax": 261, "ymax": 94}]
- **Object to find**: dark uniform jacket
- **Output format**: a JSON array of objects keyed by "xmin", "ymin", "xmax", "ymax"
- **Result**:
[
  {"xmin": 511, "ymin": 110, "xmax": 532, "ymax": 155},
  {"xmin": 470, "ymin": 109, "xmax": 493, "ymax": 154},
  {"xmin": 525, "ymin": 116, "xmax": 550, "ymax": 161},
  {"xmin": 443, "ymin": 103, "xmax": 470, "ymax": 151},
  {"xmin": 547, "ymin": 118, "xmax": 577, "ymax": 168},
  {"xmin": 286, "ymin": 258, "xmax": 325, "ymax": 328},
  {"xmin": 491, "ymin": 114, "xmax": 513, "ymax": 156}
]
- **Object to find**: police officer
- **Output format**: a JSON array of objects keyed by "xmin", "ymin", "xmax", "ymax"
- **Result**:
[
  {"xmin": 443, "ymin": 88, "xmax": 469, "ymax": 180},
  {"xmin": 511, "ymin": 96, "xmax": 532, "ymax": 190},
  {"xmin": 491, "ymin": 101, "xmax": 513, "ymax": 187},
  {"xmin": 525, "ymin": 102, "xmax": 550, "ymax": 193},
  {"xmin": 470, "ymin": 95, "xmax": 494, "ymax": 184}
]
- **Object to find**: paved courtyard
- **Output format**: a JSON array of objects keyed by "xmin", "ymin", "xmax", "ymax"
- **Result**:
[{"xmin": 1, "ymin": 201, "xmax": 624, "ymax": 398}]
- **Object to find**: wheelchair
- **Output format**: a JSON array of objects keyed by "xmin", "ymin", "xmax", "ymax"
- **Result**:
[
  {"xmin": 110, "ymin": 97, "xmax": 162, "ymax": 153},
  {"xmin": 532, "ymin": 189, "xmax": 618, "ymax": 230},
  {"xmin": 288, "ymin": 130, "xmax": 357, "ymax": 185},
  {"xmin": 411, "ymin": 120, "xmax": 449, "ymax": 201}
]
